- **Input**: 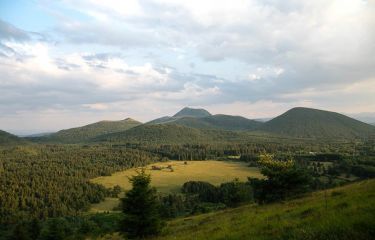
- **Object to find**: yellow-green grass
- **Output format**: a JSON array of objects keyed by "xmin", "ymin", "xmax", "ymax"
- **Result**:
[
  {"xmin": 90, "ymin": 160, "xmax": 262, "ymax": 212},
  {"xmin": 95, "ymin": 180, "xmax": 375, "ymax": 240}
]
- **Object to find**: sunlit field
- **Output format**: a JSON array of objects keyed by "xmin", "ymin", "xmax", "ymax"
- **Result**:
[{"xmin": 90, "ymin": 160, "xmax": 263, "ymax": 212}]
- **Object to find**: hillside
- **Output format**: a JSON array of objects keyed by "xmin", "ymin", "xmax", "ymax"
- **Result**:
[
  {"xmin": 173, "ymin": 114, "xmax": 262, "ymax": 131},
  {"xmin": 0, "ymin": 130, "xmax": 23, "ymax": 145},
  {"xmin": 93, "ymin": 124, "xmax": 251, "ymax": 144},
  {"xmin": 259, "ymin": 107, "xmax": 375, "ymax": 139},
  {"xmin": 150, "ymin": 180, "xmax": 375, "ymax": 240},
  {"xmin": 29, "ymin": 118, "xmax": 142, "ymax": 143}
]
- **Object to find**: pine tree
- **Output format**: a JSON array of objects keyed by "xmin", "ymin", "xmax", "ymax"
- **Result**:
[{"xmin": 120, "ymin": 169, "xmax": 164, "ymax": 238}]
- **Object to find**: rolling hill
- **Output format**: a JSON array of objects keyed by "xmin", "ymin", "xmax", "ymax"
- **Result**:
[
  {"xmin": 147, "ymin": 107, "xmax": 262, "ymax": 131},
  {"xmin": 259, "ymin": 107, "xmax": 375, "ymax": 139},
  {"xmin": 173, "ymin": 114, "xmax": 262, "ymax": 131},
  {"xmin": 0, "ymin": 130, "xmax": 24, "ymax": 145},
  {"xmin": 93, "ymin": 123, "xmax": 251, "ymax": 144},
  {"xmin": 29, "ymin": 118, "xmax": 142, "ymax": 143}
]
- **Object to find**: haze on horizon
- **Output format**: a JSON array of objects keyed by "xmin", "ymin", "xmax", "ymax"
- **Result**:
[{"xmin": 0, "ymin": 0, "xmax": 374, "ymax": 134}]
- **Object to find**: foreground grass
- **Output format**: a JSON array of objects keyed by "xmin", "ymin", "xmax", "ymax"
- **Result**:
[
  {"xmin": 90, "ymin": 160, "xmax": 262, "ymax": 212},
  {"xmin": 149, "ymin": 180, "xmax": 375, "ymax": 240}
]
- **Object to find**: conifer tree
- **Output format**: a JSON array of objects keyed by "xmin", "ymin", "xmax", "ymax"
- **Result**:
[{"xmin": 120, "ymin": 169, "xmax": 164, "ymax": 238}]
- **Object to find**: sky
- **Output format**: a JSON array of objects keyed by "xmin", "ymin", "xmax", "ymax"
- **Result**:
[{"xmin": 0, "ymin": 0, "xmax": 374, "ymax": 134}]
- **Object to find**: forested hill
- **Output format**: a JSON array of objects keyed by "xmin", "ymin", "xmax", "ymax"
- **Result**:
[
  {"xmin": 0, "ymin": 130, "xmax": 23, "ymax": 145},
  {"xmin": 93, "ymin": 123, "xmax": 251, "ymax": 144},
  {"xmin": 172, "ymin": 114, "xmax": 262, "ymax": 131},
  {"xmin": 259, "ymin": 107, "xmax": 375, "ymax": 139},
  {"xmin": 28, "ymin": 118, "xmax": 141, "ymax": 143}
]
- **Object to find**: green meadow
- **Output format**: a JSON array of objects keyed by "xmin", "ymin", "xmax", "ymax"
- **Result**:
[{"xmin": 90, "ymin": 160, "xmax": 263, "ymax": 212}]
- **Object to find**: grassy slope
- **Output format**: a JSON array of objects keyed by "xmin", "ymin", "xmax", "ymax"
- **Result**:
[
  {"xmin": 259, "ymin": 107, "xmax": 375, "ymax": 139},
  {"xmin": 29, "ymin": 118, "xmax": 141, "ymax": 143},
  {"xmin": 151, "ymin": 180, "xmax": 375, "ymax": 240},
  {"xmin": 90, "ymin": 160, "xmax": 262, "ymax": 212}
]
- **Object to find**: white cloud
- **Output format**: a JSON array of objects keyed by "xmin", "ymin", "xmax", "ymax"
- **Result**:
[
  {"xmin": 0, "ymin": 0, "xmax": 374, "ymax": 133},
  {"xmin": 248, "ymin": 66, "xmax": 284, "ymax": 81}
]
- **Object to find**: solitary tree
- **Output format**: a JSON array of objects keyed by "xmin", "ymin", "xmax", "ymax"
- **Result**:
[{"xmin": 120, "ymin": 169, "xmax": 164, "ymax": 238}]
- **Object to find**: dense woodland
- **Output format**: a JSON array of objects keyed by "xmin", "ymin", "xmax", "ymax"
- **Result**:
[{"xmin": 0, "ymin": 145, "xmax": 162, "ymax": 226}]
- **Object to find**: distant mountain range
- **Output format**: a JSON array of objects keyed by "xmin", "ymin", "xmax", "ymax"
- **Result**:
[
  {"xmin": 2, "ymin": 106, "xmax": 374, "ymax": 145},
  {"xmin": 94, "ymin": 107, "xmax": 374, "ymax": 144}
]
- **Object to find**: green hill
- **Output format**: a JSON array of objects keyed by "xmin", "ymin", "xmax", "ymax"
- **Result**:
[
  {"xmin": 173, "ymin": 114, "xmax": 262, "ymax": 131},
  {"xmin": 99, "ymin": 180, "xmax": 375, "ymax": 240},
  {"xmin": 259, "ymin": 107, "xmax": 375, "ymax": 139},
  {"xmin": 30, "ymin": 118, "xmax": 142, "ymax": 143},
  {"xmin": 173, "ymin": 107, "xmax": 211, "ymax": 118},
  {"xmin": 93, "ymin": 124, "xmax": 252, "ymax": 144},
  {"xmin": 0, "ymin": 130, "xmax": 23, "ymax": 145}
]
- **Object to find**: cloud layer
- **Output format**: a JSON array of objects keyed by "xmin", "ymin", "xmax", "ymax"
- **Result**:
[{"xmin": 0, "ymin": 0, "xmax": 374, "ymax": 134}]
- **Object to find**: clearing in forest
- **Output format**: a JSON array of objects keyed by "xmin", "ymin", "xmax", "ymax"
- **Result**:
[{"xmin": 90, "ymin": 160, "xmax": 262, "ymax": 212}]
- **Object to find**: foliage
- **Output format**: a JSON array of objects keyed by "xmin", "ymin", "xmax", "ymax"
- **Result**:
[
  {"xmin": 0, "ymin": 145, "xmax": 161, "ymax": 225},
  {"xmin": 249, "ymin": 154, "xmax": 313, "ymax": 203},
  {"xmin": 120, "ymin": 169, "xmax": 164, "ymax": 238},
  {"xmin": 182, "ymin": 179, "xmax": 254, "ymax": 207}
]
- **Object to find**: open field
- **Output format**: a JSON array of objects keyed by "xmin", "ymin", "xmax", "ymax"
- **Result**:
[{"xmin": 90, "ymin": 160, "xmax": 263, "ymax": 212}]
